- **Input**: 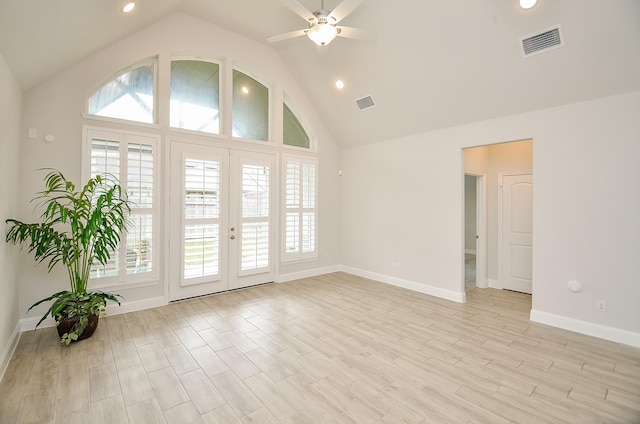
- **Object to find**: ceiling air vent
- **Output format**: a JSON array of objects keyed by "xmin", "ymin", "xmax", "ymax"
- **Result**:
[
  {"xmin": 355, "ymin": 95, "xmax": 376, "ymax": 111},
  {"xmin": 520, "ymin": 25, "xmax": 564, "ymax": 57}
]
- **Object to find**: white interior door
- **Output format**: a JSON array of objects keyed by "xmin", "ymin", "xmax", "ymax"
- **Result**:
[
  {"xmin": 169, "ymin": 141, "xmax": 275, "ymax": 301},
  {"xmin": 501, "ymin": 173, "xmax": 533, "ymax": 294}
]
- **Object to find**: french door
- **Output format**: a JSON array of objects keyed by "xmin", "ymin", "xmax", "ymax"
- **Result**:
[{"xmin": 169, "ymin": 141, "xmax": 275, "ymax": 301}]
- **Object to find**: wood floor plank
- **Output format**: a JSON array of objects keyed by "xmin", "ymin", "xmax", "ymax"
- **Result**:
[
  {"xmin": 147, "ymin": 367, "xmax": 190, "ymax": 410},
  {"xmin": 90, "ymin": 394, "xmax": 129, "ymax": 424},
  {"xmin": 125, "ymin": 398, "xmax": 167, "ymax": 424},
  {"xmin": 1, "ymin": 272, "xmax": 638, "ymax": 423},
  {"xmin": 210, "ymin": 370, "xmax": 264, "ymax": 417},
  {"xmin": 178, "ymin": 369, "xmax": 226, "ymax": 414}
]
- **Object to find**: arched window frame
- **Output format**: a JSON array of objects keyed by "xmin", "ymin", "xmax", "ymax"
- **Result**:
[
  {"xmin": 231, "ymin": 65, "xmax": 273, "ymax": 144},
  {"xmin": 84, "ymin": 58, "xmax": 159, "ymax": 127},
  {"xmin": 283, "ymin": 97, "xmax": 317, "ymax": 152},
  {"xmin": 169, "ymin": 56, "xmax": 223, "ymax": 136}
]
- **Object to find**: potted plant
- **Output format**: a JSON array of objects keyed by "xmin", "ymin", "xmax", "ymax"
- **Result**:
[{"xmin": 5, "ymin": 169, "xmax": 130, "ymax": 345}]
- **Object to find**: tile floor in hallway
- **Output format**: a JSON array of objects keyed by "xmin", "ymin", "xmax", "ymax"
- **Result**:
[{"xmin": 1, "ymin": 272, "xmax": 639, "ymax": 423}]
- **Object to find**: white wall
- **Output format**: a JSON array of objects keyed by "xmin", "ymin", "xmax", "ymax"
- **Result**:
[
  {"xmin": 0, "ymin": 52, "xmax": 22, "ymax": 376},
  {"xmin": 341, "ymin": 91, "xmax": 640, "ymax": 345},
  {"xmin": 18, "ymin": 12, "xmax": 341, "ymax": 323}
]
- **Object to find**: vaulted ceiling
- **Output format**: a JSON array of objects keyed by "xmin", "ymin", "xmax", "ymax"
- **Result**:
[{"xmin": 1, "ymin": 0, "xmax": 639, "ymax": 147}]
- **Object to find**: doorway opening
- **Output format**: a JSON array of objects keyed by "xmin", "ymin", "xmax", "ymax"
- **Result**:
[
  {"xmin": 463, "ymin": 140, "xmax": 533, "ymax": 296},
  {"xmin": 464, "ymin": 173, "xmax": 486, "ymax": 291}
]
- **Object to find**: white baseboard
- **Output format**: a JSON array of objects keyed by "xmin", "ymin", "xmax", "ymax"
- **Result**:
[
  {"xmin": 530, "ymin": 309, "xmax": 640, "ymax": 348},
  {"xmin": 0, "ymin": 322, "xmax": 21, "ymax": 383},
  {"xmin": 488, "ymin": 278, "xmax": 501, "ymax": 289},
  {"xmin": 277, "ymin": 265, "xmax": 341, "ymax": 283},
  {"xmin": 340, "ymin": 266, "xmax": 465, "ymax": 303},
  {"xmin": 19, "ymin": 296, "xmax": 168, "ymax": 332}
]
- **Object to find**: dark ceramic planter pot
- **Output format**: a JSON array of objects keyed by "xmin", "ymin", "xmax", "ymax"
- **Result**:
[{"xmin": 56, "ymin": 314, "xmax": 99, "ymax": 342}]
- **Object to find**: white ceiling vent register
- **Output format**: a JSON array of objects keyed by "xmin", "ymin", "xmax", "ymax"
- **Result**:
[
  {"xmin": 355, "ymin": 95, "xmax": 376, "ymax": 111},
  {"xmin": 520, "ymin": 25, "xmax": 564, "ymax": 57}
]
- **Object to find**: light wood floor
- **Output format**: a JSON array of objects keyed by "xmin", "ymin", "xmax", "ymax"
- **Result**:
[{"xmin": 1, "ymin": 272, "xmax": 639, "ymax": 423}]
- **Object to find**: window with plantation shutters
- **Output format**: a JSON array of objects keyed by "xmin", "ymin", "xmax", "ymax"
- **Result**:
[
  {"xmin": 84, "ymin": 127, "xmax": 158, "ymax": 286},
  {"xmin": 282, "ymin": 155, "xmax": 317, "ymax": 261}
]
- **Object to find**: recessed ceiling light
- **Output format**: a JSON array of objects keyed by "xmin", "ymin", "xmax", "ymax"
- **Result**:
[
  {"xmin": 122, "ymin": 1, "xmax": 135, "ymax": 13},
  {"xmin": 335, "ymin": 80, "xmax": 345, "ymax": 90},
  {"xmin": 520, "ymin": 0, "xmax": 537, "ymax": 9},
  {"xmin": 241, "ymin": 86, "xmax": 249, "ymax": 94}
]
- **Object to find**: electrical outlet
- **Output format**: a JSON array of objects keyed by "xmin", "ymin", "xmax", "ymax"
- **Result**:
[
  {"xmin": 391, "ymin": 262, "xmax": 400, "ymax": 270},
  {"xmin": 596, "ymin": 299, "xmax": 606, "ymax": 312}
]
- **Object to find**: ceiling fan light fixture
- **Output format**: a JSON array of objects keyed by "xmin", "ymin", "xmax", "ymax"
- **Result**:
[
  {"xmin": 519, "ymin": 0, "xmax": 537, "ymax": 9},
  {"xmin": 122, "ymin": 1, "xmax": 136, "ymax": 13},
  {"xmin": 307, "ymin": 23, "xmax": 338, "ymax": 46}
]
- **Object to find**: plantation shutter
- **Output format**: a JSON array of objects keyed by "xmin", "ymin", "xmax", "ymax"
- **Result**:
[
  {"xmin": 282, "ymin": 156, "xmax": 318, "ymax": 261},
  {"xmin": 183, "ymin": 158, "xmax": 221, "ymax": 281},
  {"xmin": 85, "ymin": 127, "xmax": 157, "ymax": 285},
  {"xmin": 240, "ymin": 163, "xmax": 271, "ymax": 274}
]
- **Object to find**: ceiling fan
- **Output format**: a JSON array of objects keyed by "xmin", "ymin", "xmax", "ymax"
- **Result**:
[{"xmin": 268, "ymin": 0, "xmax": 374, "ymax": 47}]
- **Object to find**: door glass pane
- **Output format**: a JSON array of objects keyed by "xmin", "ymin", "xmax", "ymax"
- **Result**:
[
  {"xmin": 183, "ymin": 158, "xmax": 221, "ymax": 280},
  {"xmin": 242, "ymin": 165, "xmax": 269, "ymax": 218},
  {"xmin": 184, "ymin": 224, "xmax": 219, "ymax": 279},
  {"xmin": 232, "ymin": 70, "xmax": 269, "ymax": 141},
  {"xmin": 241, "ymin": 223, "xmax": 269, "ymax": 271},
  {"xmin": 185, "ymin": 159, "xmax": 220, "ymax": 219},
  {"xmin": 240, "ymin": 163, "xmax": 270, "ymax": 272},
  {"xmin": 170, "ymin": 60, "xmax": 220, "ymax": 134}
]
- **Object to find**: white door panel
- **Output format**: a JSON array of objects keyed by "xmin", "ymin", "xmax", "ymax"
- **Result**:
[
  {"xmin": 502, "ymin": 174, "xmax": 533, "ymax": 294},
  {"xmin": 170, "ymin": 143, "xmax": 229, "ymax": 301},
  {"xmin": 229, "ymin": 151, "xmax": 275, "ymax": 290}
]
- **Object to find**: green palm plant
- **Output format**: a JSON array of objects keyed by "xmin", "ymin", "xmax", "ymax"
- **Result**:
[{"xmin": 5, "ymin": 169, "xmax": 130, "ymax": 344}]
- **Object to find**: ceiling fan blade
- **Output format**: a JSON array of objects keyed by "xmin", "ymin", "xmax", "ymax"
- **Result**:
[
  {"xmin": 280, "ymin": 0, "xmax": 315, "ymax": 22},
  {"xmin": 328, "ymin": 0, "xmax": 364, "ymax": 23},
  {"xmin": 267, "ymin": 29, "xmax": 309, "ymax": 43},
  {"xmin": 336, "ymin": 26, "xmax": 376, "ymax": 41}
]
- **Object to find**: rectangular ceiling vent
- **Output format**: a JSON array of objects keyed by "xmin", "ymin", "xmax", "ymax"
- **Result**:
[
  {"xmin": 520, "ymin": 25, "xmax": 564, "ymax": 57},
  {"xmin": 355, "ymin": 95, "xmax": 376, "ymax": 111}
]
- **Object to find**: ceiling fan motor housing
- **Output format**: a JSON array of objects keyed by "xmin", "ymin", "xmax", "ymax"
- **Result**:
[{"xmin": 311, "ymin": 10, "xmax": 336, "ymax": 26}]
